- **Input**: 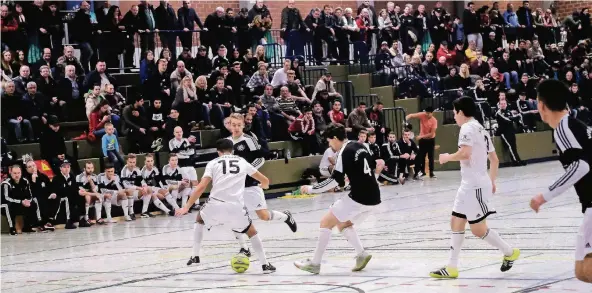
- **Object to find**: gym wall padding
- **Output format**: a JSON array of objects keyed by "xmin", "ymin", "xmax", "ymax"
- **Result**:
[
  {"xmin": 370, "ymin": 86, "xmax": 395, "ymax": 108},
  {"xmin": 348, "ymin": 74, "xmax": 371, "ymax": 96}
]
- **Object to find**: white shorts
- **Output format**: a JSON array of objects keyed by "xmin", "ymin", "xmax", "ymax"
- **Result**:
[
  {"xmin": 330, "ymin": 195, "xmax": 376, "ymax": 224},
  {"xmin": 148, "ymin": 186, "xmax": 161, "ymax": 194},
  {"xmin": 200, "ymin": 198, "xmax": 252, "ymax": 233},
  {"xmin": 181, "ymin": 166, "xmax": 198, "ymax": 181},
  {"xmin": 244, "ymin": 186, "xmax": 267, "ymax": 211},
  {"xmin": 452, "ymin": 185, "xmax": 496, "ymax": 224},
  {"xmin": 576, "ymin": 209, "xmax": 592, "ymax": 261}
]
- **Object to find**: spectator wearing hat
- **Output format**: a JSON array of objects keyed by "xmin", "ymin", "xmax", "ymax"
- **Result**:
[
  {"xmin": 52, "ymin": 159, "xmax": 90, "ymax": 229},
  {"xmin": 406, "ymin": 107, "xmax": 437, "ymax": 179},
  {"xmin": 40, "ymin": 116, "xmax": 78, "ymax": 175},
  {"xmin": 194, "ymin": 45, "xmax": 212, "ymax": 77},
  {"xmin": 311, "ymin": 72, "xmax": 342, "ymax": 102},
  {"xmin": 483, "ymin": 31, "xmax": 502, "ymax": 58}
]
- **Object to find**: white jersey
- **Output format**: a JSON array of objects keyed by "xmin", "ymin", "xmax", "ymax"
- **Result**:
[
  {"xmin": 458, "ymin": 118, "xmax": 495, "ymax": 188},
  {"xmin": 203, "ymin": 155, "xmax": 257, "ymax": 205},
  {"xmin": 319, "ymin": 147, "xmax": 336, "ymax": 170}
]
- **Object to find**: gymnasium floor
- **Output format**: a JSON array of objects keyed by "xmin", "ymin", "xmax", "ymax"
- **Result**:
[{"xmin": 2, "ymin": 161, "xmax": 591, "ymax": 293}]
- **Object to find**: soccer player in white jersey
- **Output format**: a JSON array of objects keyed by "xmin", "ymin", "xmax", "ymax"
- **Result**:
[
  {"xmin": 141, "ymin": 154, "xmax": 175, "ymax": 216},
  {"xmin": 98, "ymin": 163, "xmax": 133, "ymax": 222},
  {"xmin": 160, "ymin": 154, "xmax": 186, "ymax": 211},
  {"xmin": 228, "ymin": 113, "xmax": 297, "ymax": 256},
  {"xmin": 121, "ymin": 154, "xmax": 151, "ymax": 219},
  {"xmin": 169, "ymin": 126, "xmax": 199, "ymax": 208},
  {"xmin": 177, "ymin": 139, "xmax": 276, "ymax": 273},
  {"xmin": 530, "ymin": 80, "xmax": 592, "ymax": 283},
  {"xmin": 295, "ymin": 124, "xmax": 382, "ymax": 274},
  {"xmin": 430, "ymin": 97, "xmax": 520, "ymax": 279}
]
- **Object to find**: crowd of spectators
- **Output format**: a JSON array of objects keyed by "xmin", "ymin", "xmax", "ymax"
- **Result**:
[{"xmin": 0, "ymin": 0, "xmax": 591, "ymax": 232}]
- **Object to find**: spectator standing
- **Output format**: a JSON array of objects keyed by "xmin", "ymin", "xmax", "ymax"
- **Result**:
[
  {"xmin": 120, "ymin": 5, "xmax": 144, "ymax": 69},
  {"xmin": 42, "ymin": 2, "xmax": 63, "ymax": 58},
  {"xmin": 58, "ymin": 65, "xmax": 85, "ymax": 121},
  {"xmin": 2, "ymin": 81, "xmax": 33, "ymax": 143},
  {"xmin": 71, "ymin": 1, "xmax": 95, "ymax": 73},
  {"xmin": 463, "ymin": 2, "xmax": 482, "ymax": 51},
  {"xmin": 1, "ymin": 4, "xmax": 19, "ymax": 51},
  {"xmin": 1, "ymin": 165, "xmax": 44, "ymax": 235},
  {"xmin": 154, "ymin": 0, "xmax": 178, "ymax": 56},
  {"xmin": 281, "ymin": 0, "xmax": 307, "ymax": 58},
  {"xmin": 123, "ymin": 97, "xmax": 152, "ymax": 154},
  {"xmin": 144, "ymin": 59, "xmax": 172, "ymax": 107},
  {"xmin": 503, "ymin": 3, "xmax": 519, "ymax": 43},
  {"xmin": 138, "ymin": 1, "xmax": 157, "ymax": 58},
  {"xmin": 406, "ymin": 107, "xmax": 438, "ymax": 179},
  {"xmin": 517, "ymin": 1, "xmax": 534, "ymax": 41},
  {"xmin": 177, "ymin": 0, "xmax": 204, "ymax": 50}
]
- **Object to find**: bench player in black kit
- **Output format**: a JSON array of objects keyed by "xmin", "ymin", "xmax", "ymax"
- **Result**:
[
  {"xmin": 530, "ymin": 79, "xmax": 592, "ymax": 283},
  {"xmin": 295, "ymin": 123, "xmax": 384, "ymax": 274}
]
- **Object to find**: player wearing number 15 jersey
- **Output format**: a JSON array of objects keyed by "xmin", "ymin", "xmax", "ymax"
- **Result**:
[
  {"xmin": 430, "ymin": 97, "xmax": 519, "ymax": 279},
  {"xmin": 176, "ymin": 139, "xmax": 276, "ymax": 274},
  {"xmin": 294, "ymin": 123, "xmax": 383, "ymax": 274}
]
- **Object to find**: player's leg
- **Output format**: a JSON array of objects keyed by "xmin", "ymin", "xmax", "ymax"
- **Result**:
[
  {"xmin": 152, "ymin": 189, "xmax": 174, "ymax": 216},
  {"xmin": 103, "ymin": 194, "xmax": 115, "ymax": 223},
  {"xmin": 294, "ymin": 210, "xmax": 340, "ymax": 274},
  {"xmin": 429, "ymin": 214, "xmax": 466, "ymax": 279},
  {"xmin": 247, "ymin": 186, "xmax": 297, "ymax": 232},
  {"xmin": 574, "ymin": 210, "xmax": 592, "ymax": 282},
  {"xmin": 127, "ymin": 189, "xmax": 137, "ymax": 220},
  {"xmin": 374, "ymin": 159, "xmax": 385, "ymax": 185},
  {"xmin": 470, "ymin": 220, "xmax": 519, "ymax": 272},
  {"xmin": 245, "ymin": 223, "xmax": 276, "ymax": 273},
  {"xmin": 93, "ymin": 194, "xmax": 105, "ymax": 225},
  {"xmin": 139, "ymin": 188, "xmax": 154, "ymax": 218},
  {"xmin": 117, "ymin": 190, "xmax": 131, "ymax": 221},
  {"xmin": 337, "ymin": 221, "xmax": 372, "ymax": 271},
  {"xmin": 165, "ymin": 187, "xmax": 181, "ymax": 210},
  {"xmin": 187, "ymin": 212, "xmax": 206, "ymax": 266},
  {"xmin": 179, "ymin": 186, "xmax": 191, "ymax": 210},
  {"xmin": 79, "ymin": 194, "xmax": 92, "ymax": 227}
]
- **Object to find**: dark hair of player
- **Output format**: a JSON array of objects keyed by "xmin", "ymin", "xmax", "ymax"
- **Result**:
[
  {"xmin": 323, "ymin": 123, "xmax": 346, "ymax": 141},
  {"xmin": 368, "ymin": 131, "xmax": 376, "ymax": 137},
  {"xmin": 104, "ymin": 163, "xmax": 115, "ymax": 170},
  {"xmin": 216, "ymin": 139, "xmax": 234, "ymax": 153},
  {"xmin": 537, "ymin": 79, "xmax": 570, "ymax": 112},
  {"xmin": 453, "ymin": 96, "xmax": 477, "ymax": 117}
]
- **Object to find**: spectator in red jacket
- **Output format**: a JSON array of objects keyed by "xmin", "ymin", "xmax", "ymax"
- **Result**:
[
  {"xmin": 88, "ymin": 100, "xmax": 119, "ymax": 140},
  {"xmin": 1, "ymin": 4, "xmax": 18, "ymax": 51},
  {"xmin": 436, "ymin": 41, "xmax": 456, "ymax": 66},
  {"xmin": 288, "ymin": 107, "xmax": 319, "ymax": 155}
]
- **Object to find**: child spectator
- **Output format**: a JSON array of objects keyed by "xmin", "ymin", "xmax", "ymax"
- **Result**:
[{"xmin": 102, "ymin": 122, "xmax": 123, "ymax": 171}]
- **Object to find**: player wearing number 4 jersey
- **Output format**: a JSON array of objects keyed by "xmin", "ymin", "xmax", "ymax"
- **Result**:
[
  {"xmin": 176, "ymin": 139, "xmax": 276, "ymax": 274},
  {"xmin": 227, "ymin": 113, "xmax": 297, "ymax": 257},
  {"xmin": 295, "ymin": 123, "xmax": 383, "ymax": 274},
  {"xmin": 430, "ymin": 97, "xmax": 520, "ymax": 279},
  {"xmin": 530, "ymin": 80, "xmax": 592, "ymax": 283}
]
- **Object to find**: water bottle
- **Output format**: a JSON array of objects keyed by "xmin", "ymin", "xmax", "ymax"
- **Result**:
[{"xmin": 285, "ymin": 149, "xmax": 291, "ymax": 164}]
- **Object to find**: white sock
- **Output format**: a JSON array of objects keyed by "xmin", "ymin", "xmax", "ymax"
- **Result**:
[
  {"xmin": 374, "ymin": 173, "xmax": 379, "ymax": 179},
  {"xmin": 165, "ymin": 193, "xmax": 180, "ymax": 210},
  {"xmin": 181, "ymin": 189, "xmax": 190, "ymax": 207},
  {"xmin": 234, "ymin": 232, "xmax": 249, "ymax": 250},
  {"xmin": 193, "ymin": 222, "xmax": 204, "ymax": 257},
  {"xmin": 94, "ymin": 202, "xmax": 102, "ymax": 220},
  {"xmin": 269, "ymin": 210, "xmax": 288, "ymax": 222},
  {"xmin": 103, "ymin": 200, "xmax": 112, "ymax": 219},
  {"xmin": 153, "ymin": 197, "xmax": 170, "ymax": 213},
  {"xmin": 250, "ymin": 234, "xmax": 268, "ymax": 265},
  {"xmin": 482, "ymin": 228, "xmax": 513, "ymax": 256},
  {"xmin": 141, "ymin": 195, "xmax": 151, "ymax": 213},
  {"xmin": 448, "ymin": 231, "xmax": 465, "ymax": 268},
  {"xmin": 128, "ymin": 198, "xmax": 134, "ymax": 215},
  {"xmin": 171, "ymin": 189, "xmax": 179, "ymax": 199},
  {"xmin": 84, "ymin": 204, "xmax": 90, "ymax": 220},
  {"xmin": 342, "ymin": 227, "xmax": 364, "ymax": 255},
  {"xmin": 120, "ymin": 199, "xmax": 129, "ymax": 217},
  {"xmin": 312, "ymin": 228, "xmax": 332, "ymax": 265}
]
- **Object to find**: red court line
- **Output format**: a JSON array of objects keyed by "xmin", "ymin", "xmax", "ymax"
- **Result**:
[
  {"xmin": 374, "ymin": 282, "xmax": 389, "ymax": 285},
  {"xmin": 257, "ymin": 280, "xmax": 270, "ymax": 283},
  {"xmin": 480, "ymin": 285, "xmax": 495, "ymax": 288}
]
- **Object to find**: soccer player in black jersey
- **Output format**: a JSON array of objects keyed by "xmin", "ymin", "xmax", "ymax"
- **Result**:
[
  {"xmin": 227, "ymin": 113, "xmax": 297, "ymax": 256},
  {"xmin": 530, "ymin": 79, "xmax": 592, "ymax": 283},
  {"xmin": 295, "ymin": 123, "xmax": 383, "ymax": 274}
]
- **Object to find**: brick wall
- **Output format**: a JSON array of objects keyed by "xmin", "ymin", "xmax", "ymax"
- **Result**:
[{"xmin": 553, "ymin": 1, "xmax": 590, "ymax": 19}]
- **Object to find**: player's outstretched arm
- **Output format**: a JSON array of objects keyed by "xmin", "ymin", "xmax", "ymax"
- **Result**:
[
  {"xmin": 176, "ymin": 177, "xmax": 211, "ymax": 216},
  {"xmin": 303, "ymin": 170, "xmax": 345, "ymax": 194},
  {"xmin": 251, "ymin": 171, "xmax": 270, "ymax": 189}
]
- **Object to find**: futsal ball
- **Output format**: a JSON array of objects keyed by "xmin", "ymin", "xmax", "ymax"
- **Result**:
[{"xmin": 230, "ymin": 254, "xmax": 250, "ymax": 273}]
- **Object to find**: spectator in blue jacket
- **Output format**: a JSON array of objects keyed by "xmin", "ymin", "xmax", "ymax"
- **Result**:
[{"xmin": 140, "ymin": 50, "xmax": 157, "ymax": 83}]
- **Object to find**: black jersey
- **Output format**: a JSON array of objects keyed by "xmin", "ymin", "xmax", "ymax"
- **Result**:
[
  {"xmin": 141, "ymin": 166, "xmax": 161, "ymax": 187},
  {"xmin": 381, "ymin": 141, "xmax": 402, "ymax": 161},
  {"xmin": 229, "ymin": 134, "xmax": 265, "ymax": 187},
  {"xmin": 545, "ymin": 115, "xmax": 592, "ymax": 213},
  {"xmin": 397, "ymin": 138, "xmax": 419, "ymax": 155},
  {"xmin": 120, "ymin": 167, "xmax": 144, "ymax": 188},
  {"xmin": 367, "ymin": 143, "xmax": 381, "ymax": 161},
  {"xmin": 311, "ymin": 141, "xmax": 381, "ymax": 206},
  {"xmin": 169, "ymin": 138, "xmax": 196, "ymax": 167},
  {"xmin": 495, "ymin": 108, "xmax": 521, "ymax": 133}
]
